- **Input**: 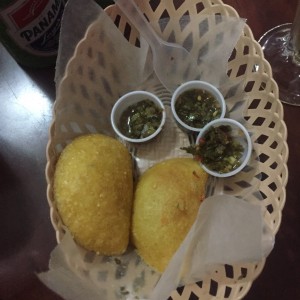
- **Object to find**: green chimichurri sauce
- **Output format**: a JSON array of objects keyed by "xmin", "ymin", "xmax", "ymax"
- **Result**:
[
  {"xmin": 119, "ymin": 99, "xmax": 163, "ymax": 139},
  {"xmin": 175, "ymin": 88, "xmax": 221, "ymax": 128},
  {"xmin": 182, "ymin": 125, "xmax": 244, "ymax": 174}
]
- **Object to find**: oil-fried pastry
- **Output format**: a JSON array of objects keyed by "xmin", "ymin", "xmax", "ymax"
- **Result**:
[
  {"xmin": 132, "ymin": 158, "xmax": 208, "ymax": 272},
  {"xmin": 54, "ymin": 134, "xmax": 133, "ymax": 255}
]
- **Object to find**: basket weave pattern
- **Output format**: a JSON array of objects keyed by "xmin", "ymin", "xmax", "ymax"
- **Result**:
[{"xmin": 46, "ymin": 0, "xmax": 288, "ymax": 299}]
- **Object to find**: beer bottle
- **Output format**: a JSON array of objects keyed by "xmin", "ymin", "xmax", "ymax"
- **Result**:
[{"xmin": 0, "ymin": 0, "xmax": 67, "ymax": 68}]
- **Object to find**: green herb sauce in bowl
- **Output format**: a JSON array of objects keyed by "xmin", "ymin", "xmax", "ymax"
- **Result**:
[
  {"xmin": 111, "ymin": 91, "xmax": 166, "ymax": 143},
  {"xmin": 175, "ymin": 89, "xmax": 221, "ymax": 128},
  {"xmin": 171, "ymin": 80, "xmax": 226, "ymax": 133},
  {"xmin": 182, "ymin": 118, "xmax": 252, "ymax": 177},
  {"xmin": 119, "ymin": 99, "xmax": 163, "ymax": 139}
]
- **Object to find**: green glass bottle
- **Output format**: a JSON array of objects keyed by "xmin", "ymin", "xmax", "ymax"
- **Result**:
[{"xmin": 0, "ymin": 0, "xmax": 67, "ymax": 68}]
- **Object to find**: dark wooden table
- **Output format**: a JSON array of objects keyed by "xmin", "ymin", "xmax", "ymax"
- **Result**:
[{"xmin": 1, "ymin": 1, "xmax": 299, "ymax": 299}]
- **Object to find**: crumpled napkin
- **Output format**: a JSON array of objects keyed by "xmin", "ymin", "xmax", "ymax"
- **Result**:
[
  {"xmin": 54, "ymin": 0, "xmax": 102, "ymax": 89},
  {"xmin": 149, "ymin": 195, "xmax": 274, "ymax": 300}
]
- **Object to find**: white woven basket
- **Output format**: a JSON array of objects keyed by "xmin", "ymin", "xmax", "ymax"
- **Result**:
[{"xmin": 46, "ymin": 0, "xmax": 288, "ymax": 299}]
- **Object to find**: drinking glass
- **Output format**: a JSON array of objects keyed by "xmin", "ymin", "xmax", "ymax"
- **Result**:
[{"xmin": 259, "ymin": 1, "xmax": 300, "ymax": 106}]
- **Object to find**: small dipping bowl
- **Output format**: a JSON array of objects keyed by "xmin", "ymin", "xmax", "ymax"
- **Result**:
[
  {"xmin": 171, "ymin": 80, "xmax": 226, "ymax": 133},
  {"xmin": 111, "ymin": 91, "xmax": 166, "ymax": 143},
  {"xmin": 195, "ymin": 118, "xmax": 252, "ymax": 177}
]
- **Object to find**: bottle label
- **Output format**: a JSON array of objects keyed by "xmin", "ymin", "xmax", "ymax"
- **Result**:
[{"xmin": 0, "ymin": 0, "xmax": 65, "ymax": 56}]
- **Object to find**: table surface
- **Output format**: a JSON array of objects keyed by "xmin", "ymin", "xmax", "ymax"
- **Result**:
[{"xmin": 1, "ymin": 1, "xmax": 299, "ymax": 299}]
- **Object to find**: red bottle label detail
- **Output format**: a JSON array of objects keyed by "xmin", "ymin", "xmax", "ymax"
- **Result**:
[{"xmin": 0, "ymin": 0, "xmax": 65, "ymax": 56}]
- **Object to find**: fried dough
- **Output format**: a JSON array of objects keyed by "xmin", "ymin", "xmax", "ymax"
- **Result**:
[
  {"xmin": 131, "ymin": 158, "xmax": 208, "ymax": 272},
  {"xmin": 53, "ymin": 134, "xmax": 133, "ymax": 255}
]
